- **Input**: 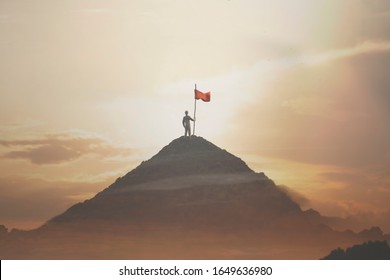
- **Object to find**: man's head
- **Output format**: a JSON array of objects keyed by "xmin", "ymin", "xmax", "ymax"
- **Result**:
[{"xmin": 185, "ymin": 110, "xmax": 188, "ymax": 115}]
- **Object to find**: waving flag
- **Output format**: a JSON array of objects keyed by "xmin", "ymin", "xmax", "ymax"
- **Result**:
[{"xmin": 194, "ymin": 89, "xmax": 211, "ymax": 102}]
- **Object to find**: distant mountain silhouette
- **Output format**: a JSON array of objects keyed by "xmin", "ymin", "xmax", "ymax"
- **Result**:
[
  {"xmin": 1, "ymin": 136, "xmax": 389, "ymax": 259},
  {"xmin": 302, "ymin": 209, "xmax": 384, "ymax": 232},
  {"xmin": 322, "ymin": 240, "xmax": 390, "ymax": 260},
  {"xmin": 0, "ymin": 225, "xmax": 7, "ymax": 236}
]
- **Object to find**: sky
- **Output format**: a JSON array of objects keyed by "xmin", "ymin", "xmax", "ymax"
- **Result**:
[{"xmin": 1, "ymin": 0, "xmax": 390, "ymax": 231}]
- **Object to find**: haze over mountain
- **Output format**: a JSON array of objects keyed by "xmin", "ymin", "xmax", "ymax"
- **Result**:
[{"xmin": 1, "ymin": 136, "xmax": 388, "ymax": 259}]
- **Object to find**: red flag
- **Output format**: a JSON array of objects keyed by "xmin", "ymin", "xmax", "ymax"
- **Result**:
[{"xmin": 194, "ymin": 89, "xmax": 211, "ymax": 102}]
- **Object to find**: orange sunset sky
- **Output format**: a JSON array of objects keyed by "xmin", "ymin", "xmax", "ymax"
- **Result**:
[{"xmin": 1, "ymin": 0, "xmax": 390, "ymax": 232}]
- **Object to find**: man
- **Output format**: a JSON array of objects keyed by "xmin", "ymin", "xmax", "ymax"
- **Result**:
[{"xmin": 182, "ymin": 110, "xmax": 194, "ymax": 136}]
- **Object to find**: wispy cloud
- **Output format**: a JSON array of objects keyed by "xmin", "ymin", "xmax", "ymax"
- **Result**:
[
  {"xmin": 196, "ymin": 41, "xmax": 390, "ymax": 111},
  {"xmin": 70, "ymin": 8, "xmax": 116, "ymax": 16},
  {"xmin": 248, "ymin": 40, "xmax": 390, "ymax": 76},
  {"xmin": 0, "ymin": 133, "xmax": 133, "ymax": 165},
  {"xmin": 74, "ymin": 8, "xmax": 110, "ymax": 14},
  {"xmin": 0, "ymin": 14, "xmax": 11, "ymax": 22},
  {"xmin": 300, "ymin": 40, "xmax": 390, "ymax": 65}
]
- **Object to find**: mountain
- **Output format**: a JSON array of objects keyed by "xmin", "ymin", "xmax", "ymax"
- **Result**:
[
  {"xmin": 322, "ymin": 240, "xmax": 390, "ymax": 260},
  {"xmin": 45, "ymin": 136, "xmax": 302, "ymax": 230},
  {"xmin": 1, "ymin": 136, "xmax": 388, "ymax": 259},
  {"xmin": 302, "ymin": 208, "xmax": 383, "ymax": 232}
]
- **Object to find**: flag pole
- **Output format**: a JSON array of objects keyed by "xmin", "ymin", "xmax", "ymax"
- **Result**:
[{"xmin": 193, "ymin": 83, "xmax": 197, "ymax": 136}]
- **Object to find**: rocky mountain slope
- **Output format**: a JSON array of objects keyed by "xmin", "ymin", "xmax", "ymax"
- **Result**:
[{"xmin": 46, "ymin": 136, "xmax": 301, "ymax": 230}]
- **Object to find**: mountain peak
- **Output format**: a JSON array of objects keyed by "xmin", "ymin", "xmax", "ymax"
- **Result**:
[
  {"xmin": 114, "ymin": 136, "xmax": 253, "ymax": 188},
  {"xmin": 154, "ymin": 136, "xmax": 221, "ymax": 156}
]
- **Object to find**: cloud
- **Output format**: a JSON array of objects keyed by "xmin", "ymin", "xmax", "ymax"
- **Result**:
[
  {"xmin": 4, "ymin": 145, "xmax": 81, "ymax": 164},
  {"xmin": 0, "ymin": 133, "xmax": 133, "ymax": 165},
  {"xmin": 215, "ymin": 41, "xmax": 390, "ymax": 227},
  {"xmin": 0, "ymin": 175, "xmax": 112, "ymax": 230},
  {"xmin": 312, "ymin": 198, "xmax": 390, "ymax": 233},
  {"xmin": 253, "ymin": 40, "xmax": 390, "ymax": 75},
  {"xmin": 75, "ymin": 8, "xmax": 109, "ymax": 14},
  {"xmin": 320, "ymin": 169, "xmax": 390, "ymax": 208},
  {"xmin": 303, "ymin": 41, "xmax": 390, "ymax": 64},
  {"xmin": 351, "ymin": 210, "xmax": 390, "ymax": 233},
  {"xmin": 224, "ymin": 45, "xmax": 390, "ymax": 167}
]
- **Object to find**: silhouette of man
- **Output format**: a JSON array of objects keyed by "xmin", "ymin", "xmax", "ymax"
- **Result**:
[{"xmin": 182, "ymin": 110, "xmax": 194, "ymax": 136}]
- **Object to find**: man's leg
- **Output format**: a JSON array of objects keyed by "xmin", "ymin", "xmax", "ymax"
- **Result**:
[{"xmin": 187, "ymin": 125, "xmax": 191, "ymax": 136}]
